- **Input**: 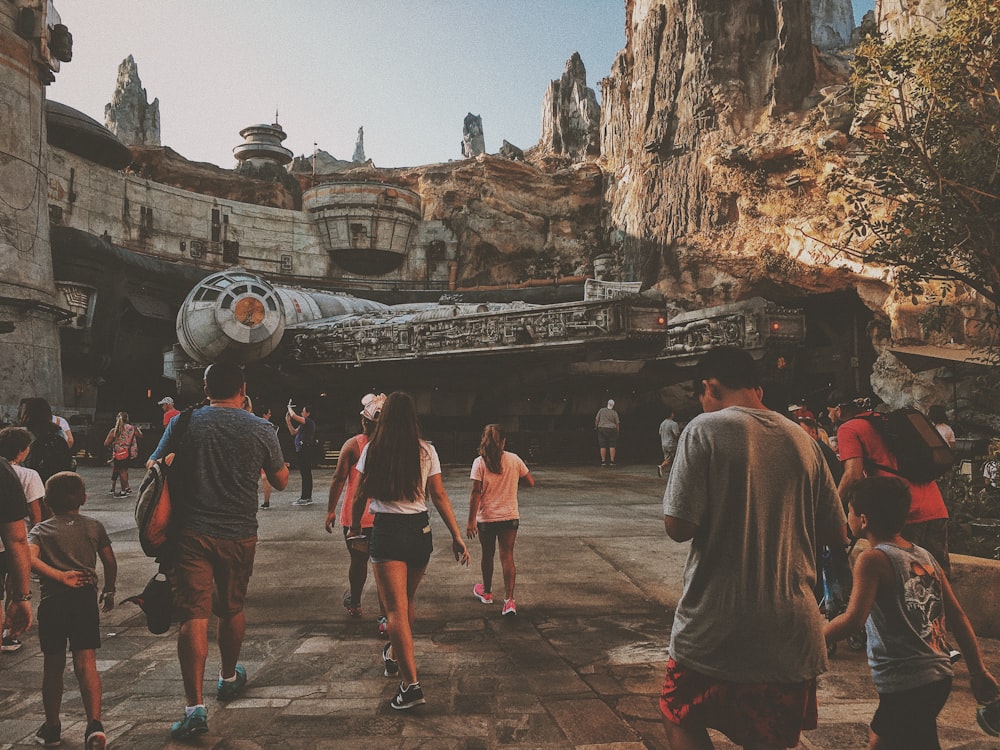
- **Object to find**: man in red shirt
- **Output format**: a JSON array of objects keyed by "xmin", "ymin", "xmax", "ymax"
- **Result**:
[
  {"xmin": 835, "ymin": 397, "xmax": 950, "ymax": 574},
  {"xmin": 158, "ymin": 397, "xmax": 180, "ymax": 426}
]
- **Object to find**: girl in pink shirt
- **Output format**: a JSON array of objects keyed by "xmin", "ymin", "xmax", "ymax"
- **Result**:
[{"xmin": 467, "ymin": 424, "xmax": 534, "ymax": 615}]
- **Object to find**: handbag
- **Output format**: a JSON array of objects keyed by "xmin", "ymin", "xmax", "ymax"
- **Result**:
[{"xmin": 114, "ymin": 447, "xmax": 129, "ymax": 461}]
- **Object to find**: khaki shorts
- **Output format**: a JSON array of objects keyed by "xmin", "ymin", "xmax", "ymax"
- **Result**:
[{"xmin": 172, "ymin": 530, "xmax": 257, "ymax": 620}]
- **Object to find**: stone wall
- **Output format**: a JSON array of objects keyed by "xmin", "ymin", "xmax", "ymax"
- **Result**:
[{"xmin": 0, "ymin": 1, "xmax": 64, "ymax": 415}]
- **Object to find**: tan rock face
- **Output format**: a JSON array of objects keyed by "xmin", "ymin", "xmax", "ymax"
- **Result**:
[{"xmin": 601, "ymin": 0, "xmax": 817, "ymax": 286}]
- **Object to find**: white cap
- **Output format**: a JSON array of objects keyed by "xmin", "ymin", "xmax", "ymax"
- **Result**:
[
  {"xmin": 360, "ymin": 393, "xmax": 387, "ymax": 421},
  {"xmin": 157, "ymin": 397, "xmax": 174, "ymax": 406}
]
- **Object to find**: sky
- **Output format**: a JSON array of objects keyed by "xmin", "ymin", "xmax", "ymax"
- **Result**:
[{"xmin": 51, "ymin": 1, "xmax": 877, "ymax": 170}]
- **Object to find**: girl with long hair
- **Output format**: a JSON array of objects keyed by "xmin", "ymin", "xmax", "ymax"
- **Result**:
[
  {"xmin": 350, "ymin": 392, "xmax": 469, "ymax": 710},
  {"xmin": 467, "ymin": 424, "xmax": 534, "ymax": 616},
  {"xmin": 103, "ymin": 411, "xmax": 142, "ymax": 497}
]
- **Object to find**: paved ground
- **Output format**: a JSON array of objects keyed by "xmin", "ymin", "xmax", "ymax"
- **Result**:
[{"xmin": 1, "ymin": 463, "xmax": 999, "ymax": 749}]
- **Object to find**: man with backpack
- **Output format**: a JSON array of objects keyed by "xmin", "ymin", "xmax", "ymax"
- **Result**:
[
  {"xmin": 148, "ymin": 363, "xmax": 288, "ymax": 740},
  {"xmin": 835, "ymin": 396, "xmax": 951, "ymax": 574}
]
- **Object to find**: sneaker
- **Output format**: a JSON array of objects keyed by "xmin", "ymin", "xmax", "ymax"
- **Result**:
[
  {"xmin": 291, "ymin": 498, "xmax": 313, "ymax": 506},
  {"xmin": 1, "ymin": 636, "xmax": 22, "ymax": 652},
  {"xmin": 382, "ymin": 642, "xmax": 399, "ymax": 677},
  {"xmin": 609, "ymin": 462, "xmax": 616, "ymax": 467},
  {"xmin": 216, "ymin": 664, "xmax": 247, "ymax": 701},
  {"xmin": 113, "ymin": 492, "xmax": 127, "ymax": 498},
  {"xmin": 473, "ymin": 583, "xmax": 493, "ymax": 604},
  {"xmin": 656, "ymin": 465, "xmax": 663, "ymax": 478},
  {"xmin": 601, "ymin": 461, "xmax": 608, "ymax": 467},
  {"xmin": 123, "ymin": 488, "xmax": 132, "ymax": 496},
  {"xmin": 35, "ymin": 722, "xmax": 61, "ymax": 747},
  {"xmin": 377, "ymin": 615, "xmax": 389, "ymax": 639},
  {"xmin": 343, "ymin": 590, "xmax": 362, "ymax": 618},
  {"xmin": 259, "ymin": 503, "xmax": 270, "ymax": 509},
  {"xmin": 389, "ymin": 681, "xmax": 426, "ymax": 710},
  {"xmin": 978, "ymin": 699, "xmax": 1000, "ymax": 737},
  {"xmin": 85, "ymin": 719, "xmax": 106, "ymax": 750},
  {"xmin": 170, "ymin": 706, "xmax": 208, "ymax": 740},
  {"xmin": 501, "ymin": 599, "xmax": 517, "ymax": 616}
]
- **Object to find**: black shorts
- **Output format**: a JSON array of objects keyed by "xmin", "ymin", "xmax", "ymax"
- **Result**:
[
  {"xmin": 477, "ymin": 519, "xmax": 519, "ymax": 541},
  {"xmin": 370, "ymin": 512, "xmax": 432, "ymax": 569},
  {"xmin": 38, "ymin": 588, "xmax": 101, "ymax": 654},
  {"xmin": 871, "ymin": 677, "xmax": 952, "ymax": 749}
]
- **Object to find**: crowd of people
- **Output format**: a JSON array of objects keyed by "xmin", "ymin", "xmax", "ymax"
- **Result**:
[{"xmin": 2, "ymin": 351, "xmax": 1000, "ymax": 747}]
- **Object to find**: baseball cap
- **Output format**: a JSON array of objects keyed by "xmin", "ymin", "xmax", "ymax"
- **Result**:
[
  {"xmin": 360, "ymin": 393, "xmax": 387, "ymax": 421},
  {"xmin": 122, "ymin": 573, "xmax": 172, "ymax": 634},
  {"xmin": 157, "ymin": 397, "xmax": 174, "ymax": 406}
]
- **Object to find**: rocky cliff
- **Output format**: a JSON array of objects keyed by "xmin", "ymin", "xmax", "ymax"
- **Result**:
[{"xmin": 104, "ymin": 55, "xmax": 160, "ymax": 147}]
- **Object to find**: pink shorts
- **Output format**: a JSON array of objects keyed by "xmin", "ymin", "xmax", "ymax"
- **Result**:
[{"xmin": 660, "ymin": 658, "xmax": 818, "ymax": 748}]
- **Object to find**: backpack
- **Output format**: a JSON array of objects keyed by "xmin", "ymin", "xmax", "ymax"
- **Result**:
[
  {"xmin": 860, "ymin": 408, "xmax": 955, "ymax": 484},
  {"xmin": 134, "ymin": 407, "xmax": 197, "ymax": 559},
  {"xmin": 27, "ymin": 430, "xmax": 76, "ymax": 481}
]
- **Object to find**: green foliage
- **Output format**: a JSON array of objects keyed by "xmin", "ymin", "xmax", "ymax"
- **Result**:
[
  {"xmin": 941, "ymin": 470, "xmax": 1000, "ymax": 559},
  {"xmin": 829, "ymin": 0, "xmax": 1000, "ymax": 308}
]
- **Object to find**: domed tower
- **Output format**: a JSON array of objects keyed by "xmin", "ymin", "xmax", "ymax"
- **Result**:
[{"xmin": 233, "ymin": 116, "xmax": 293, "ymax": 170}]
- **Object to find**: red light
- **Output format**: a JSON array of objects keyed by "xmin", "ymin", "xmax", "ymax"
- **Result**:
[
  {"xmin": 770, "ymin": 321, "xmax": 781, "ymax": 332},
  {"xmin": 657, "ymin": 316, "xmax": 666, "ymax": 326}
]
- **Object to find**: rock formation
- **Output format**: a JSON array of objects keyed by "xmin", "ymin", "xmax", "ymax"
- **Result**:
[
  {"xmin": 500, "ymin": 140, "xmax": 525, "ymax": 161},
  {"xmin": 810, "ymin": 0, "xmax": 855, "ymax": 49},
  {"xmin": 601, "ymin": 0, "xmax": 815, "ymax": 281},
  {"xmin": 877, "ymin": 0, "xmax": 948, "ymax": 39},
  {"xmin": 352, "ymin": 127, "xmax": 366, "ymax": 163},
  {"xmin": 104, "ymin": 55, "xmax": 160, "ymax": 147},
  {"xmin": 537, "ymin": 52, "xmax": 601, "ymax": 160},
  {"xmin": 461, "ymin": 113, "xmax": 486, "ymax": 158},
  {"xmin": 289, "ymin": 148, "xmax": 360, "ymax": 176}
]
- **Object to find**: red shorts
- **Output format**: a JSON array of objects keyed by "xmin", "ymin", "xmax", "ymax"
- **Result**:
[{"xmin": 660, "ymin": 658, "xmax": 818, "ymax": 748}]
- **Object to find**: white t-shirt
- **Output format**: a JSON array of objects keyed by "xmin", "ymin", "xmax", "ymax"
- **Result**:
[
  {"xmin": 358, "ymin": 440, "xmax": 441, "ymax": 514},
  {"xmin": 13, "ymin": 464, "xmax": 44, "ymax": 504},
  {"xmin": 664, "ymin": 406, "xmax": 844, "ymax": 683},
  {"xmin": 470, "ymin": 451, "xmax": 529, "ymax": 523}
]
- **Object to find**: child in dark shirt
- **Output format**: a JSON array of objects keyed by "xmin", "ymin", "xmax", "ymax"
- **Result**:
[
  {"xmin": 27, "ymin": 472, "xmax": 117, "ymax": 749},
  {"xmin": 824, "ymin": 476, "xmax": 998, "ymax": 749}
]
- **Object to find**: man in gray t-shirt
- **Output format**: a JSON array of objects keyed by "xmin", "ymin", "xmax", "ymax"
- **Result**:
[
  {"xmin": 151, "ymin": 363, "xmax": 288, "ymax": 740},
  {"xmin": 657, "ymin": 410, "xmax": 680, "ymax": 478},
  {"xmin": 660, "ymin": 347, "xmax": 846, "ymax": 750}
]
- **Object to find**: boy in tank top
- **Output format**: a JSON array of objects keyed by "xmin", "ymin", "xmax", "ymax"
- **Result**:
[{"xmin": 825, "ymin": 476, "xmax": 998, "ymax": 748}]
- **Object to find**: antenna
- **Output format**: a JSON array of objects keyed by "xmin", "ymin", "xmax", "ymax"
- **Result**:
[{"xmin": 275, "ymin": 108, "xmax": 279, "ymax": 124}]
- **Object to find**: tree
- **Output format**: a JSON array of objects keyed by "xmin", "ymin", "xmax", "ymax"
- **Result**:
[{"xmin": 829, "ymin": 0, "xmax": 1000, "ymax": 311}]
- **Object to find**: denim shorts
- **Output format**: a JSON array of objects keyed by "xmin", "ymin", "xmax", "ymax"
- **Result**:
[
  {"xmin": 476, "ymin": 518, "xmax": 519, "ymax": 541},
  {"xmin": 370, "ymin": 512, "xmax": 433, "ymax": 568}
]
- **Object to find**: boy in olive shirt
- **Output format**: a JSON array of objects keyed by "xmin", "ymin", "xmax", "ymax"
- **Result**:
[{"xmin": 28, "ymin": 472, "xmax": 117, "ymax": 749}]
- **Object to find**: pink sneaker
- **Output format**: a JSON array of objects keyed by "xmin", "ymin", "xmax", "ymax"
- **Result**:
[
  {"xmin": 473, "ymin": 583, "xmax": 493, "ymax": 604},
  {"xmin": 502, "ymin": 599, "xmax": 517, "ymax": 616}
]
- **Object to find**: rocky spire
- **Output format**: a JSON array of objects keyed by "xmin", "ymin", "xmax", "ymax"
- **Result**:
[
  {"xmin": 104, "ymin": 55, "xmax": 160, "ymax": 147},
  {"xmin": 538, "ymin": 52, "xmax": 601, "ymax": 160},
  {"xmin": 461, "ymin": 113, "xmax": 485, "ymax": 158},
  {"xmin": 810, "ymin": 0, "xmax": 855, "ymax": 49},
  {"xmin": 352, "ymin": 126, "xmax": 366, "ymax": 163}
]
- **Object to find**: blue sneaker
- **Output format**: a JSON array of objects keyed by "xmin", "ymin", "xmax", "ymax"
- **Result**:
[
  {"xmin": 216, "ymin": 664, "xmax": 247, "ymax": 701},
  {"xmin": 170, "ymin": 706, "xmax": 208, "ymax": 740}
]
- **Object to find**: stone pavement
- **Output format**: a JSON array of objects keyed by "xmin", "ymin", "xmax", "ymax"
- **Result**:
[{"xmin": 2, "ymin": 463, "xmax": 999, "ymax": 749}]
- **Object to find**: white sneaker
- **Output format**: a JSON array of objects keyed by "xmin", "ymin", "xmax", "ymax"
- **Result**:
[{"xmin": 291, "ymin": 498, "xmax": 314, "ymax": 506}]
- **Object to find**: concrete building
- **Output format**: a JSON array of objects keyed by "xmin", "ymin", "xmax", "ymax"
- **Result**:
[{"xmin": 0, "ymin": 0, "xmax": 72, "ymax": 421}]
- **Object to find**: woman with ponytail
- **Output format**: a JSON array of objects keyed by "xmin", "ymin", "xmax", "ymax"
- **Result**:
[
  {"xmin": 350, "ymin": 391, "xmax": 469, "ymax": 711},
  {"xmin": 467, "ymin": 423, "xmax": 534, "ymax": 616},
  {"xmin": 103, "ymin": 411, "xmax": 141, "ymax": 497}
]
